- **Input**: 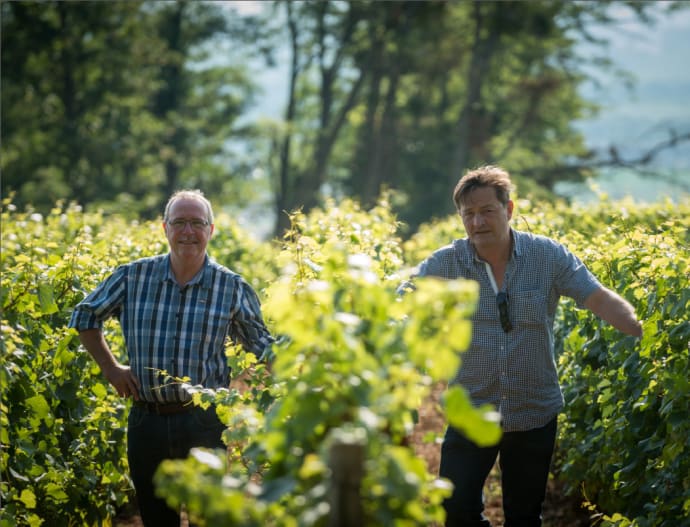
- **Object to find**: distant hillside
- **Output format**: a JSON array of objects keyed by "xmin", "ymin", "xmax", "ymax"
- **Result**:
[
  {"xmin": 575, "ymin": 7, "xmax": 690, "ymax": 174},
  {"xmin": 555, "ymin": 167, "xmax": 689, "ymax": 204}
]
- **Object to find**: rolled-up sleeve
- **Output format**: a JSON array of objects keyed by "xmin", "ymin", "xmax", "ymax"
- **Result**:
[
  {"xmin": 552, "ymin": 242, "xmax": 601, "ymax": 307},
  {"xmin": 68, "ymin": 266, "xmax": 127, "ymax": 331},
  {"xmin": 230, "ymin": 280, "xmax": 275, "ymax": 361}
]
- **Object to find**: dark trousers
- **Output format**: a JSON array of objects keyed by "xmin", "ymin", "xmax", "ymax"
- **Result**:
[
  {"xmin": 127, "ymin": 404, "xmax": 226, "ymax": 527},
  {"xmin": 439, "ymin": 416, "xmax": 558, "ymax": 527}
]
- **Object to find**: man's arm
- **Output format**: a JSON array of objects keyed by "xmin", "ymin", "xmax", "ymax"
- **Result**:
[
  {"xmin": 230, "ymin": 279, "xmax": 275, "ymax": 361},
  {"xmin": 583, "ymin": 286, "xmax": 643, "ymax": 337},
  {"xmin": 78, "ymin": 328, "xmax": 141, "ymax": 400}
]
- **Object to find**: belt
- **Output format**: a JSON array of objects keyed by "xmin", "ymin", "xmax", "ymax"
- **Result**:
[{"xmin": 133, "ymin": 400, "xmax": 195, "ymax": 415}]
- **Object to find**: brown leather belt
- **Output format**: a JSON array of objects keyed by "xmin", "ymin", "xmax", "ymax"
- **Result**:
[{"xmin": 133, "ymin": 400, "xmax": 194, "ymax": 415}]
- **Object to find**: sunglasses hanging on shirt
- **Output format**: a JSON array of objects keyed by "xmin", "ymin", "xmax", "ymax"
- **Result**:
[{"xmin": 496, "ymin": 291, "xmax": 513, "ymax": 332}]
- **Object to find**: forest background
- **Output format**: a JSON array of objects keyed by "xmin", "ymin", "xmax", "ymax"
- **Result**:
[{"xmin": 2, "ymin": 0, "xmax": 690, "ymax": 237}]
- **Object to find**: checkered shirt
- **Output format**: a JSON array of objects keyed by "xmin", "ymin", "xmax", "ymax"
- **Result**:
[
  {"xmin": 412, "ymin": 229, "xmax": 601, "ymax": 432},
  {"xmin": 69, "ymin": 254, "xmax": 274, "ymax": 403}
]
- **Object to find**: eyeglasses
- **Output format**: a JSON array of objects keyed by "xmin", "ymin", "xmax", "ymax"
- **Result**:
[
  {"xmin": 167, "ymin": 219, "xmax": 210, "ymax": 231},
  {"xmin": 496, "ymin": 292, "xmax": 512, "ymax": 333}
]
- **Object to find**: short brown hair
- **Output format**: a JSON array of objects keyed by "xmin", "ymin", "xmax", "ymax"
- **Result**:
[{"xmin": 453, "ymin": 165, "xmax": 514, "ymax": 211}]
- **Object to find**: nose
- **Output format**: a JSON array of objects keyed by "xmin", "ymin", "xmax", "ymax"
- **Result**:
[{"xmin": 471, "ymin": 212, "xmax": 485, "ymax": 228}]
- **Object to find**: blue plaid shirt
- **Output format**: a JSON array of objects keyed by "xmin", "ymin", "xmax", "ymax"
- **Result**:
[
  {"xmin": 69, "ymin": 254, "xmax": 274, "ymax": 403},
  {"xmin": 412, "ymin": 229, "xmax": 601, "ymax": 432}
]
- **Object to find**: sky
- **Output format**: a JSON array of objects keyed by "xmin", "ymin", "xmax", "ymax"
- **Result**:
[{"xmin": 575, "ymin": 5, "xmax": 690, "ymax": 162}]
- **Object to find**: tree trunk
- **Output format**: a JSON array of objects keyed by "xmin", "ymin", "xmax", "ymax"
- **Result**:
[
  {"xmin": 274, "ymin": 2, "xmax": 302, "ymax": 236},
  {"xmin": 449, "ymin": 0, "xmax": 499, "ymax": 210},
  {"xmin": 155, "ymin": 1, "xmax": 185, "ymax": 202},
  {"xmin": 275, "ymin": 1, "xmax": 366, "ymax": 235}
]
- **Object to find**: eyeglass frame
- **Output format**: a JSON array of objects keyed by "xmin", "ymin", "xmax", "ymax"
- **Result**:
[
  {"xmin": 496, "ymin": 291, "xmax": 513, "ymax": 333},
  {"xmin": 166, "ymin": 218, "xmax": 211, "ymax": 231}
]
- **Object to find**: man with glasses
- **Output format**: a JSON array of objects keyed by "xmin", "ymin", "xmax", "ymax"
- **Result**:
[
  {"xmin": 69, "ymin": 189, "xmax": 274, "ymax": 526},
  {"xmin": 402, "ymin": 166, "xmax": 642, "ymax": 527}
]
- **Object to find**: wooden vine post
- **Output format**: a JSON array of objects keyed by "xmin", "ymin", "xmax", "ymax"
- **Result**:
[{"xmin": 328, "ymin": 429, "xmax": 365, "ymax": 527}]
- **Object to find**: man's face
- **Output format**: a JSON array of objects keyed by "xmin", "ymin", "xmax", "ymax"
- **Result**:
[
  {"xmin": 164, "ymin": 198, "xmax": 214, "ymax": 262},
  {"xmin": 459, "ymin": 186, "xmax": 513, "ymax": 250}
]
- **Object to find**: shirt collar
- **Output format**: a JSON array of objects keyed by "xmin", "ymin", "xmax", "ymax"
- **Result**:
[
  {"xmin": 157, "ymin": 254, "xmax": 211, "ymax": 287},
  {"xmin": 511, "ymin": 229, "xmax": 524, "ymax": 257},
  {"xmin": 457, "ymin": 228, "xmax": 522, "ymax": 264}
]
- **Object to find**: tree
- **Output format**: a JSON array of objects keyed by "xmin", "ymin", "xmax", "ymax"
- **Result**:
[
  {"xmin": 255, "ymin": 0, "xmax": 688, "ymax": 234},
  {"xmin": 1, "ymin": 1, "xmax": 158, "ymax": 211},
  {"xmin": 268, "ymin": 0, "xmax": 371, "ymax": 234},
  {"xmin": 5, "ymin": 1, "xmax": 687, "ymax": 231},
  {"xmin": 1, "ymin": 1, "xmax": 256, "ymax": 218},
  {"xmin": 371, "ymin": 1, "xmax": 689, "ymax": 229},
  {"xmin": 348, "ymin": 1, "xmax": 448, "ymax": 208},
  {"xmin": 145, "ymin": 1, "xmax": 256, "ymax": 213},
  {"xmin": 349, "ymin": 0, "xmax": 625, "ymax": 228}
]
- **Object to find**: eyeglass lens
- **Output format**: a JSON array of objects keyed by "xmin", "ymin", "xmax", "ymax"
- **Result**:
[{"xmin": 169, "ymin": 219, "xmax": 208, "ymax": 230}]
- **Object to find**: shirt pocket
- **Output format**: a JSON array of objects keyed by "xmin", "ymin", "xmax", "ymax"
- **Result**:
[{"xmin": 510, "ymin": 289, "xmax": 547, "ymax": 325}]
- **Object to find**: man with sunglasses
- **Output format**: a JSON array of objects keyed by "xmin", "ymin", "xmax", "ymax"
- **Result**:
[
  {"xmin": 404, "ymin": 166, "xmax": 642, "ymax": 527},
  {"xmin": 69, "ymin": 189, "xmax": 274, "ymax": 526}
]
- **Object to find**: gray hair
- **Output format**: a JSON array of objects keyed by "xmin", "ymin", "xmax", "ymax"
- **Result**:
[{"xmin": 163, "ymin": 189, "xmax": 214, "ymax": 224}]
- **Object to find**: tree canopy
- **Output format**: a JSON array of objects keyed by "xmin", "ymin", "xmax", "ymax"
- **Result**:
[
  {"xmin": 2, "ymin": 1, "xmax": 256, "ymax": 217},
  {"xmin": 2, "ymin": 0, "xmax": 687, "ymax": 233}
]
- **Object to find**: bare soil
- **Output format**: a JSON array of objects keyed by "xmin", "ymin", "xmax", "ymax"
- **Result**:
[{"xmin": 116, "ymin": 382, "xmax": 593, "ymax": 526}]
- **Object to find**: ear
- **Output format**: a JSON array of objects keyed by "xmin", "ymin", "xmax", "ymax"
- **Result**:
[
  {"xmin": 209, "ymin": 224, "xmax": 215, "ymax": 236},
  {"xmin": 506, "ymin": 200, "xmax": 514, "ymax": 220}
]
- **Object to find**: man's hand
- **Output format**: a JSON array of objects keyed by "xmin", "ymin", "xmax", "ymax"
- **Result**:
[
  {"xmin": 78, "ymin": 328, "xmax": 141, "ymax": 400},
  {"xmin": 230, "ymin": 363, "xmax": 273, "ymax": 395},
  {"xmin": 584, "ymin": 286, "xmax": 643, "ymax": 338},
  {"xmin": 103, "ymin": 363, "xmax": 141, "ymax": 400},
  {"xmin": 230, "ymin": 368, "xmax": 253, "ymax": 394}
]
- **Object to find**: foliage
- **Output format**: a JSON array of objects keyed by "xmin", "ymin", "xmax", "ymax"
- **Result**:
[
  {"xmin": 207, "ymin": 210, "xmax": 280, "ymax": 293},
  {"xmin": 0, "ymin": 200, "xmax": 153, "ymax": 526},
  {"xmin": 0, "ymin": 199, "xmax": 276, "ymax": 525},
  {"xmin": 404, "ymin": 195, "xmax": 690, "ymax": 526},
  {"xmin": 154, "ymin": 197, "xmax": 495, "ymax": 525},
  {"xmin": 555, "ymin": 205, "xmax": 689, "ymax": 526},
  {"xmin": 276, "ymin": 195, "xmax": 406, "ymax": 282},
  {"xmin": 0, "ymin": 1, "xmax": 257, "ymax": 219},
  {"xmin": 2, "ymin": 194, "xmax": 688, "ymax": 526},
  {"xmin": 5, "ymin": 1, "xmax": 687, "ymax": 235}
]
